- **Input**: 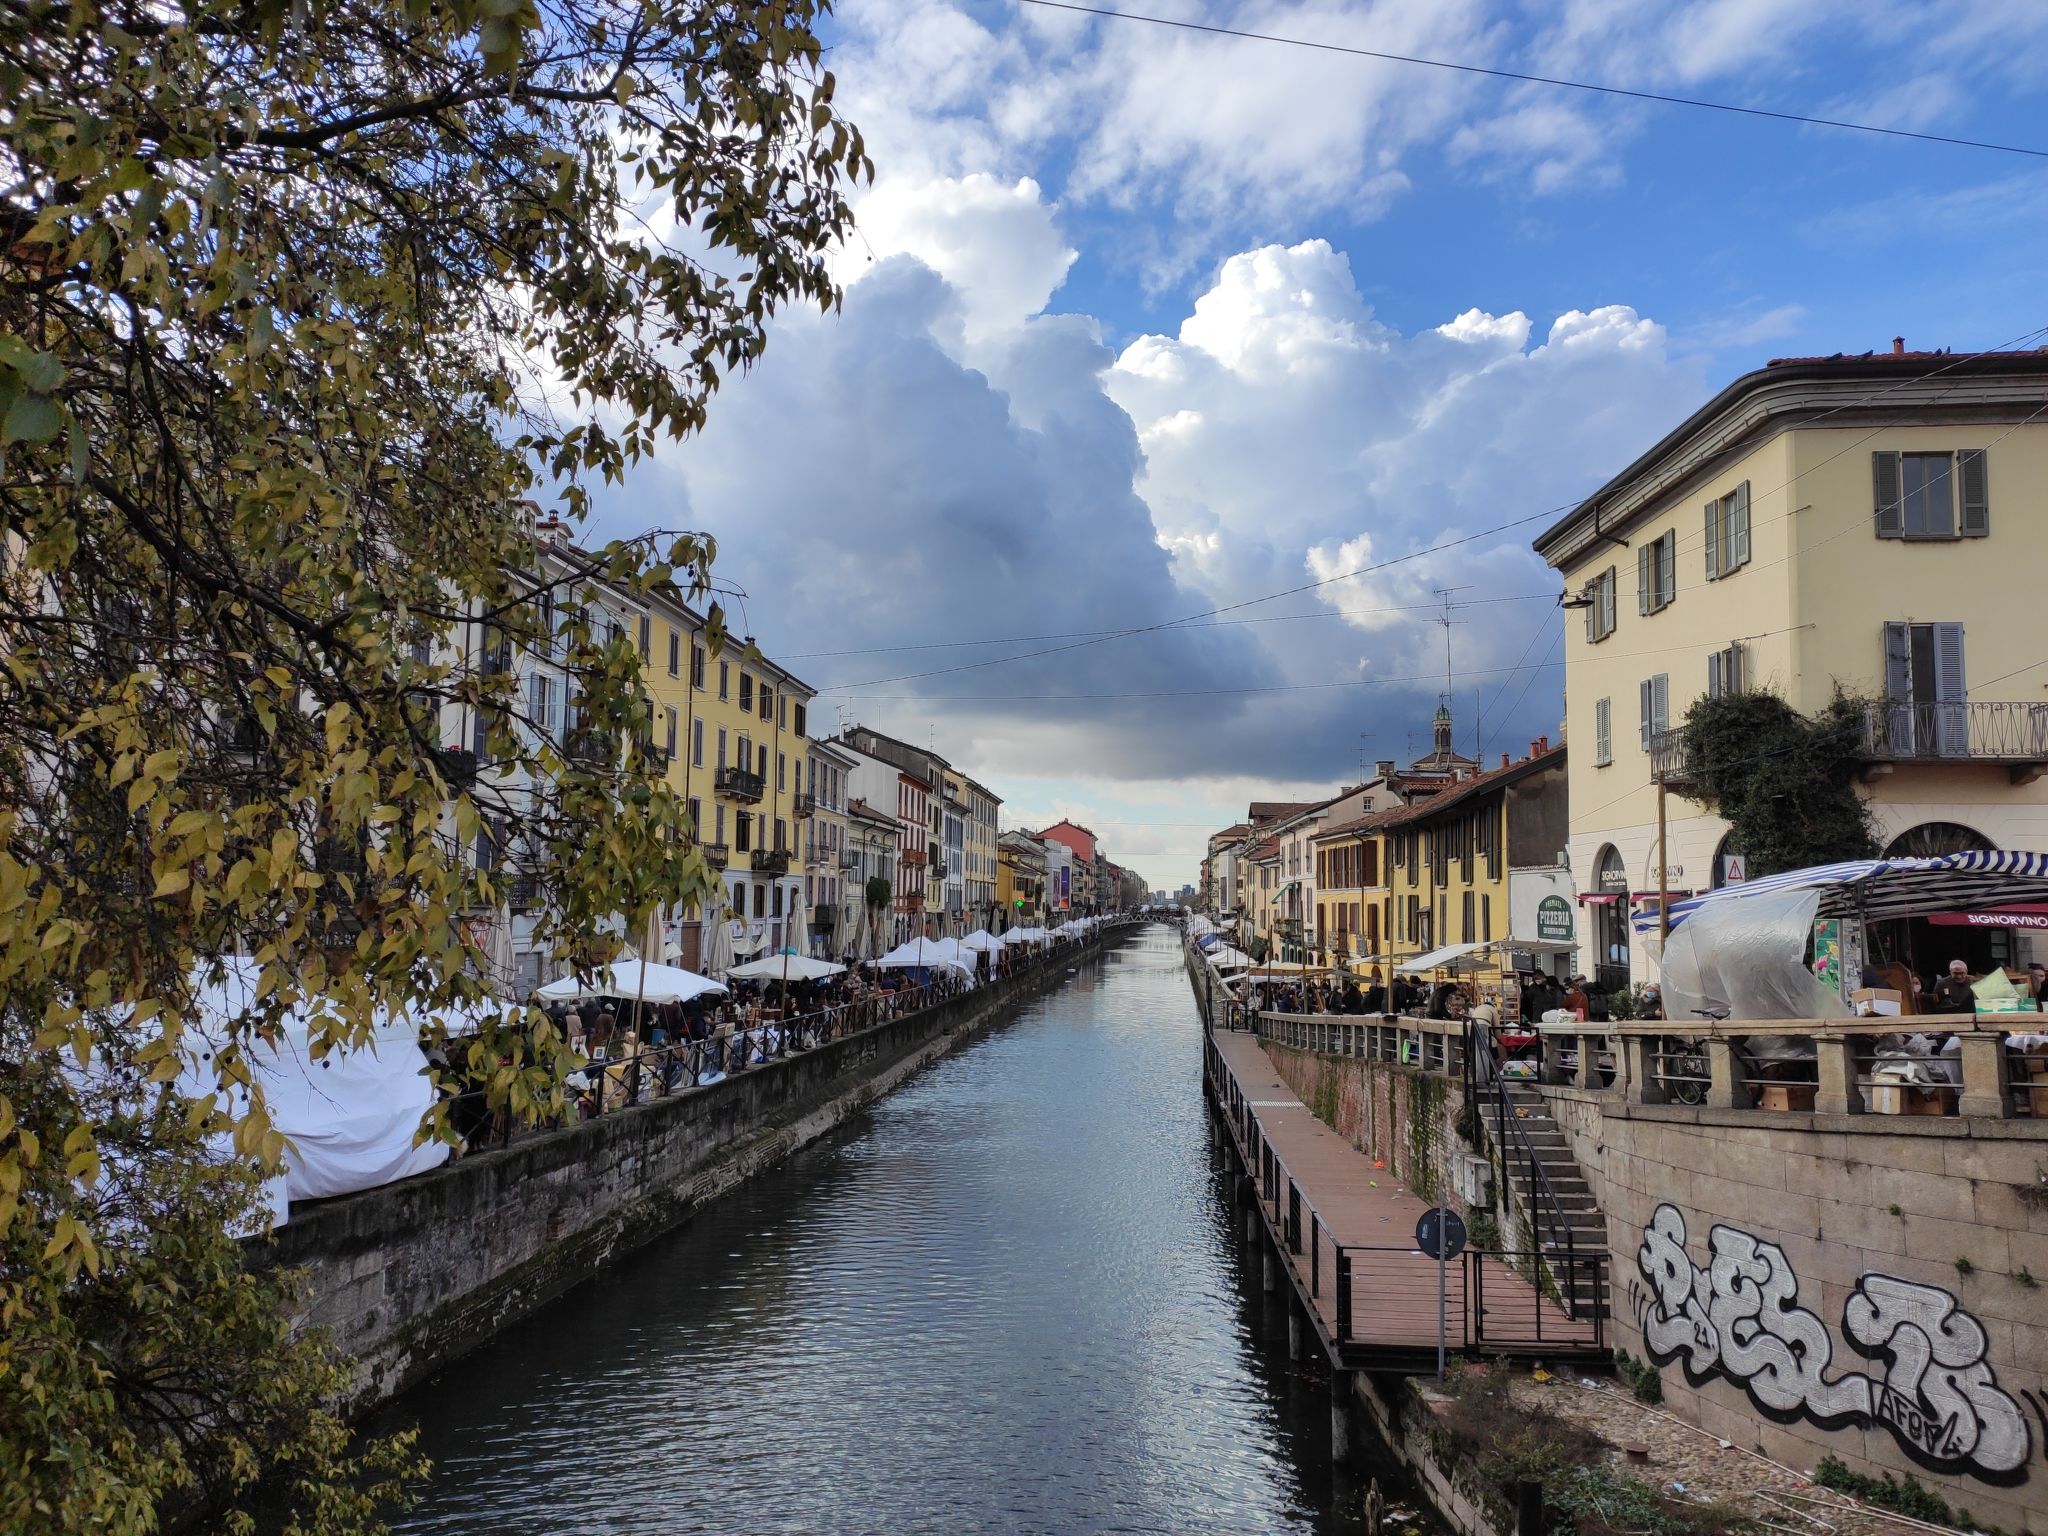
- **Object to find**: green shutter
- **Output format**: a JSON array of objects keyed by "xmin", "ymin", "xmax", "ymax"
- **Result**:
[
  {"xmin": 1959, "ymin": 449, "xmax": 1989, "ymax": 537},
  {"xmin": 1873, "ymin": 451, "xmax": 1903, "ymax": 537}
]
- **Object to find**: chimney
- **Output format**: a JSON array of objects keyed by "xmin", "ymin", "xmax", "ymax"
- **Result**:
[
  {"xmin": 1893, "ymin": 336, "xmax": 1905, "ymax": 356},
  {"xmin": 1500, "ymin": 753, "xmax": 1511, "ymax": 769},
  {"xmin": 1537, "ymin": 734, "xmax": 1550, "ymax": 754},
  {"xmin": 1375, "ymin": 759, "xmax": 1395, "ymax": 779}
]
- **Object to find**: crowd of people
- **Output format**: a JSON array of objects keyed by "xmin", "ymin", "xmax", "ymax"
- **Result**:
[{"xmin": 444, "ymin": 924, "xmax": 1131, "ymax": 1148}]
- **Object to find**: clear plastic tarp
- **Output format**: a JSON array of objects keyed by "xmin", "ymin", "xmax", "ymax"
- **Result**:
[{"xmin": 1656, "ymin": 885, "xmax": 1848, "ymax": 1030}]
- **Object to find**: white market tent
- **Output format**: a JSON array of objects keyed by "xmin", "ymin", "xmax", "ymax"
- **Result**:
[
  {"xmin": 1207, "ymin": 945, "xmax": 1255, "ymax": 972},
  {"xmin": 727, "ymin": 953, "xmax": 846, "ymax": 982},
  {"xmin": 535, "ymin": 958, "xmax": 728, "ymax": 1006},
  {"xmin": 1400, "ymin": 940, "xmax": 1495, "ymax": 972},
  {"xmin": 877, "ymin": 937, "xmax": 974, "ymax": 974},
  {"xmin": 959, "ymin": 930, "xmax": 1004, "ymax": 953},
  {"xmin": 1002, "ymin": 926, "xmax": 1049, "ymax": 945},
  {"xmin": 153, "ymin": 957, "xmax": 461, "ymax": 1219}
]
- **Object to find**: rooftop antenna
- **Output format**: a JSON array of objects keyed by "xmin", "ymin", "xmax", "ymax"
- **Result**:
[{"xmin": 1433, "ymin": 587, "xmax": 1470, "ymax": 708}]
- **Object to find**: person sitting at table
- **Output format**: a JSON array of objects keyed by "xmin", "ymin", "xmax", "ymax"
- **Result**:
[{"xmin": 1930, "ymin": 958, "xmax": 1976, "ymax": 1015}]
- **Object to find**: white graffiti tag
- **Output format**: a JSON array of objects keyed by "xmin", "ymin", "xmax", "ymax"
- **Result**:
[
  {"xmin": 1846, "ymin": 1275, "xmax": 2030, "ymax": 1475},
  {"xmin": 1636, "ymin": 1204, "xmax": 2032, "ymax": 1481}
]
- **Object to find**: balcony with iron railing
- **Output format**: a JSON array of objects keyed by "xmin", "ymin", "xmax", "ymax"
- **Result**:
[
  {"xmin": 1858, "ymin": 699, "xmax": 2048, "ymax": 783},
  {"xmin": 792, "ymin": 792, "xmax": 816, "ymax": 817},
  {"xmin": 698, "ymin": 841, "xmax": 730, "ymax": 869},
  {"xmin": 715, "ymin": 765, "xmax": 765, "ymax": 802},
  {"xmin": 1647, "ymin": 727, "xmax": 1692, "ymax": 785},
  {"xmin": 750, "ymin": 848, "xmax": 791, "ymax": 876}
]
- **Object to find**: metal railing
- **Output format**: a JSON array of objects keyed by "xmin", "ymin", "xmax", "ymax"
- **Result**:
[
  {"xmin": 715, "ymin": 766, "xmax": 764, "ymax": 801},
  {"xmin": 1859, "ymin": 699, "xmax": 2048, "ymax": 763},
  {"xmin": 1647, "ymin": 727, "xmax": 1690, "ymax": 783},
  {"xmin": 749, "ymin": 848, "xmax": 790, "ymax": 875}
]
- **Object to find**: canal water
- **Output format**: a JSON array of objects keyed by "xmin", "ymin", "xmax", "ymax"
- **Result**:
[{"xmin": 380, "ymin": 925, "xmax": 1425, "ymax": 1534}]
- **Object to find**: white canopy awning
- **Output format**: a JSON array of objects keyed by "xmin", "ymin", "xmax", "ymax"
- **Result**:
[
  {"xmin": 1400, "ymin": 940, "xmax": 1492, "ymax": 971},
  {"xmin": 535, "ymin": 959, "xmax": 728, "ymax": 1005},
  {"xmin": 726, "ymin": 953, "xmax": 845, "ymax": 982},
  {"xmin": 959, "ymin": 930, "xmax": 1003, "ymax": 952}
]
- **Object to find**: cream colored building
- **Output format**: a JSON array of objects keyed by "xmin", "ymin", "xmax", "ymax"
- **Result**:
[{"xmin": 1535, "ymin": 345, "xmax": 2048, "ymax": 992}]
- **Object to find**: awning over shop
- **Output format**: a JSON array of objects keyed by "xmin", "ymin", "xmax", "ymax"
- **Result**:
[
  {"xmin": 1636, "ymin": 850, "xmax": 2048, "ymax": 934},
  {"xmin": 1576, "ymin": 892, "xmax": 1621, "ymax": 905},
  {"xmin": 1927, "ymin": 907, "xmax": 2048, "ymax": 929},
  {"xmin": 1269, "ymin": 881, "xmax": 1298, "ymax": 904}
]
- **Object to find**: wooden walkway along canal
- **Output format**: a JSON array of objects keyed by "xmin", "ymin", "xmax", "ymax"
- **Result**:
[{"xmin": 1205, "ymin": 1025, "xmax": 1609, "ymax": 1374}]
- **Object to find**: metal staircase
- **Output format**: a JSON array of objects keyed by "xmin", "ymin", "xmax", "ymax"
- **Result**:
[{"xmin": 1481, "ymin": 1075, "xmax": 1610, "ymax": 1320}]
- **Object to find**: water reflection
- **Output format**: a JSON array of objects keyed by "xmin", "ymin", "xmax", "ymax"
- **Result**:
[{"xmin": 381, "ymin": 926, "xmax": 1422, "ymax": 1534}]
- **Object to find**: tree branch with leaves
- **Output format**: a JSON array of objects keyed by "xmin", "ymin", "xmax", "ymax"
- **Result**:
[{"xmin": 0, "ymin": 0, "xmax": 867, "ymax": 1529}]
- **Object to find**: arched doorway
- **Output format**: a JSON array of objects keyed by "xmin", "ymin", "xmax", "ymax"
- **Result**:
[
  {"xmin": 1884, "ymin": 822, "xmax": 1994, "ymax": 858},
  {"xmin": 1873, "ymin": 823, "xmax": 2005, "ymax": 983},
  {"xmin": 1593, "ymin": 844, "xmax": 1630, "ymax": 995}
]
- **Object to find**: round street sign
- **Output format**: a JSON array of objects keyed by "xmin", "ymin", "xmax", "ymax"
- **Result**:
[{"xmin": 1415, "ymin": 1207, "xmax": 1467, "ymax": 1261}]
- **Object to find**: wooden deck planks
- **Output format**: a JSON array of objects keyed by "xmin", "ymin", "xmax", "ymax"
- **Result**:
[{"xmin": 1209, "ymin": 1028, "xmax": 1603, "ymax": 1360}]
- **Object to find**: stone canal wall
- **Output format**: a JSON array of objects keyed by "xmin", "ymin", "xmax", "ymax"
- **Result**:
[
  {"xmin": 1540, "ymin": 1084, "xmax": 2048, "ymax": 1536},
  {"xmin": 262, "ymin": 935, "xmax": 1115, "ymax": 1411}
]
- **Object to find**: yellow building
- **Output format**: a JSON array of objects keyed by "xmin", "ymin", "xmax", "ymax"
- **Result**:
[
  {"xmin": 640, "ymin": 594, "xmax": 814, "ymax": 969},
  {"xmin": 996, "ymin": 832, "xmax": 1045, "ymax": 928},
  {"xmin": 1380, "ymin": 746, "xmax": 1568, "ymax": 986},
  {"xmin": 1535, "ymin": 345, "xmax": 2048, "ymax": 990},
  {"xmin": 1312, "ymin": 809, "xmax": 1393, "ymax": 968}
]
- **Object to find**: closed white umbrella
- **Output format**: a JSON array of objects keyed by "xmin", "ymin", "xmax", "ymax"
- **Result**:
[{"xmin": 534, "ymin": 959, "xmax": 727, "ymax": 1006}]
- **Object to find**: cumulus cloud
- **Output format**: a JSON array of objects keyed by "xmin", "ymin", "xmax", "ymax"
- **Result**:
[{"xmin": 587, "ymin": 223, "xmax": 1711, "ymax": 825}]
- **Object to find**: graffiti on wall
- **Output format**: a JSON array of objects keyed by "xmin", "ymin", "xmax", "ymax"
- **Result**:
[{"xmin": 1633, "ymin": 1203, "xmax": 2034, "ymax": 1483}]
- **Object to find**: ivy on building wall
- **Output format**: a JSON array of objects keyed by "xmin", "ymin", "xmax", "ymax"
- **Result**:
[{"xmin": 1678, "ymin": 690, "xmax": 1877, "ymax": 876}]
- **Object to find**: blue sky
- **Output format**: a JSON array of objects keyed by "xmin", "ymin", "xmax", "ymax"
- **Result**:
[{"xmin": 592, "ymin": 0, "xmax": 2048, "ymax": 891}]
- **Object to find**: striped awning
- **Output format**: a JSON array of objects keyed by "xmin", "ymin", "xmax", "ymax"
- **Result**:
[{"xmin": 1633, "ymin": 851, "xmax": 2048, "ymax": 935}]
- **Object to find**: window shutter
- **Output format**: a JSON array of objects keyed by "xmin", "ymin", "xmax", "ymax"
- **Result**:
[
  {"xmin": 1658, "ymin": 533, "xmax": 1675, "ymax": 604},
  {"xmin": 1639, "ymin": 679, "xmax": 1653, "ymax": 749},
  {"xmin": 1959, "ymin": 449, "xmax": 1989, "ymax": 537},
  {"xmin": 1704, "ymin": 500, "xmax": 1720, "ymax": 580},
  {"xmin": 1933, "ymin": 624, "xmax": 1967, "ymax": 703},
  {"xmin": 1595, "ymin": 698, "xmax": 1610, "ymax": 763},
  {"xmin": 1731, "ymin": 482, "xmax": 1750, "ymax": 568},
  {"xmin": 1653, "ymin": 673, "xmax": 1669, "ymax": 735},
  {"xmin": 1873, "ymin": 452, "xmax": 1903, "ymax": 537},
  {"xmin": 1637, "ymin": 544, "xmax": 1653, "ymax": 614},
  {"xmin": 1707, "ymin": 650, "xmax": 1723, "ymax": 699},
  {"xmin": 1728, "ymin": 643, "xmax": 1745, "ymax": 695},
  {"xmin": 1934, "ymin": 623, "xmax": 1967, "ymax": 756},
  {"xmin": 1882, "ymin": 622, "xmax": 1911, "ymax": 701},
  {"xmin": 1584, "ymin": 587, "xmax": 1596, "ymax": 644}
]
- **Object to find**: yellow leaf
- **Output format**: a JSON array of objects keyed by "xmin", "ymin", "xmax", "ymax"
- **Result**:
[{"xmin": 152, "ymin": 867, "xmax": 189, "ymax": 898}]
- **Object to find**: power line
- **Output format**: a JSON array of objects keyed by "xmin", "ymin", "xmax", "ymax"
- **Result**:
[
  {"xmin": 1012, "ymin": 0, "xmax": 2048, "ymax": 160},
  {"xmin": 778, "ymin": 591, "xmax": 1559, "ymax": 659},
  {"xmin": 836, "ymin": 623, "xmax": 1812, "ymax": 703}
]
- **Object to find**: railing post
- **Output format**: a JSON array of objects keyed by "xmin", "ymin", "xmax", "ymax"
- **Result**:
[
  {"xmin": 1814, "ymin": 1037, "xmax": 1863, "ymax": 1115},
  {"xmin": 1335, "ymin": 1250, "xmax": 1352, "ymax": 1341},
  {"xmin": 1705, "ymin": 1039, "xmax": 1752, "ymax": 1109},
  {"xmin": 1958, "ymin": 1033, "xmax": 2015, "ymax": 1119},
  {"xmin": 1622, "ymin": 1035, "xmax": 1666, "ymax": 1104},
  {"xmin": 1575, "ymin": 1032, "xmax": 1604, "ymax": 1090},
  {"xmin": 1539, "ymin": 1028, "xmax": 1569, "ymax": 1085}
]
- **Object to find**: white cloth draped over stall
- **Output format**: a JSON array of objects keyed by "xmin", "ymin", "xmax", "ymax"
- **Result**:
[{"xmin": 117, "ymin": 958, "xmax": 467, "ymax": 1225}]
